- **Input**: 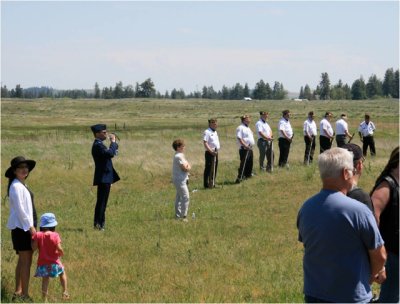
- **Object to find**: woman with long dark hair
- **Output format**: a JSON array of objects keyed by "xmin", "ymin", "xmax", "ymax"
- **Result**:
[
  {"xmin": 5, "ymin": 156, "xmax": 38, "ymax": 301},
  {"xmin": 371, "ymin": 146, "xmax": 399, "ymax": 303}
]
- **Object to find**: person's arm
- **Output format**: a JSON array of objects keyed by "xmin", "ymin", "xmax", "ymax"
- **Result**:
[
  {"xmin": 281, "ymin": 130, "xmax": 291, "ymax": 141},
  {"xmin": 203, "ymin": 141, "xmax": 216, "ymax": 155},
  {"xmin": 304, "ymin": 122, "xmax": 311, "ymax": 139},
  {"xmin": 371, "ymin": 181, "xmax": 391, "ymax": 225},
  {"xmin": 345, "ymin": 129, "xmax": 353, "ymax": 139},
  {"xmin": 368, "ymin": 245, "xmax": 387, "ymax": 284},
  {"xmin": 179, "ymin": 155, "xmax": 191, "ymax": 172},
  {"xmin": 238, "ymin": 137, "xmax": 251, "ymax": 149},
  {"xmin": 57, "ymin": 243, "xmax": 64, "ymax": 257},
  {"xmin": 31, "ymin": 235, "xmax": 38, "ymax": 252},
  {"xmin": 323, "ymin": 124, "xmax": 334, "ymax": 139},
  {"xmin": 93, "ymin": 140, "xmax": 118, "ymax": 158}
]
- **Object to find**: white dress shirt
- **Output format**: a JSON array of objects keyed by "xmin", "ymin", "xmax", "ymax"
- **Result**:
[
  {"xmin": 358, "ymin": 121, "xmax": 376, "ymax": 137},
  {"xmin": 255, "ymin": 119, "xmax": 272, "ymax": 140},
  {"xmin": 203, "ymin": 127, "xmax": 220, "ymax": 151},
  {"xmin": 236, "ymin": 123, "xmax": 255, "ymax": 148},
  {"xmin": 278, "ymin": 118, "xmax": 293, "ymax": 138},
  {"xmin": 320, "ymin": 118, "xmax": 333, "ymax": 138},
  {"xmin": 303, "ymin": 119, "xmax": 317, "ymax": 137},
  {"xmin": 335, "ymin": 119, "xmax": 348, "ymax": 135}
]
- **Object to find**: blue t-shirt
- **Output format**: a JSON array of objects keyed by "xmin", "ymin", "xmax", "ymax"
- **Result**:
[{"xmin": 297, "ymin": 190, "xmax": 384, "ymax": 303}]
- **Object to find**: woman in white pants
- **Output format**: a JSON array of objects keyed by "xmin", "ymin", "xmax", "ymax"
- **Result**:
[{"xmin": 172, "ymin": 139, "xmax": 191, "ymax": 222}]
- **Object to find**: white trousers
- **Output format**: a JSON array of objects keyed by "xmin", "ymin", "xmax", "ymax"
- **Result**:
[{"xmin": 174, "ymin": 180, "xmax": 190, "ymax": 218}]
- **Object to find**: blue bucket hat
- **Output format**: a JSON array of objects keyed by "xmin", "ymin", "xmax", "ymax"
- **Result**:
[{"xmin": 40, "ymin": 213, "xmax": 58, "ymax": 228}]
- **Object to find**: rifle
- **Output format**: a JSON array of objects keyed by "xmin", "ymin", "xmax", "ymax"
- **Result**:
[
  {"xmin": 270, "ymin": 139, "xmax": 274, "ymax": 172},
  {"xmin": 330, "ymin": 132, "xmax": 336, "ymax": 144},
  {"xmin": 347, "ymin": 132, "xmax": 355, "ymax": 144},
  {"xmin": 306, "ymin": 136, "xmax": 313, "ymax": 165}
]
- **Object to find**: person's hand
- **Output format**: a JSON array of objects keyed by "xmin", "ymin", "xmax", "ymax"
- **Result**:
[
  {"xmin": 29, "ymin": 226, "xmax": 36, "ymax": 235},
  {"xmin": 370, "ymin": 267, "xmax": 386, "ymax": 284},
  {"xmin": 109, "ymin": 133, "xmax": 116, "ymax": 142}
]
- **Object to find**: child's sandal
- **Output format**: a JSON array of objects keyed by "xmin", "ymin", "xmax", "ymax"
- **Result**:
[{"xmin": 62, "ymin": 292, "xmax": 70, "ymax": 300}]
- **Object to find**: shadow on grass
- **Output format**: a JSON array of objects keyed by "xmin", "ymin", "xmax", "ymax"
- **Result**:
[{"xmin": 1, "ymin": 276, "xmax": 12, "ymax": 303}]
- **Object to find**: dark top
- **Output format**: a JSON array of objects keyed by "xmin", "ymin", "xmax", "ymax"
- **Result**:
[
  {"xmin": 373, "ymin": 174, "xmax": 399, "ymax": 255},
  {"xmin": 92, "ymin": 138, "xmax": 120, "ymax": 185},
  {"xmin": 348, "ymin": 186, "xmax": 374, "ymax": 213}
]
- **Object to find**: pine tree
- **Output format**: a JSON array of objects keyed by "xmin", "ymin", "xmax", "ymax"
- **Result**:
[
  {"xmin": 319, "ymin": 72, "xmax": 331, "ymax": 100},
  {"xmin": 366, "ymin": 74, "xmax": 382, "ymax": 98},
  {"xmin": 382, "ymin": 68, "xmax": 395, "ymax": 97},
  {"xmin": 351, "ymin": 77, "xmax": 367, "ymax": 100},
  {"xmin": 94, "ymin": 82, "xmax": 101, "ymax": 99},
  {"xmin": 299, "ymin": 86, "xmax": 304, "ymax": 99}
]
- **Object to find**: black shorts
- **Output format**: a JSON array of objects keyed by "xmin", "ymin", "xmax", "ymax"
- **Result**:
[{"xmin": 11, "ymin": 228, "xmax": 32, "ymax": 253}]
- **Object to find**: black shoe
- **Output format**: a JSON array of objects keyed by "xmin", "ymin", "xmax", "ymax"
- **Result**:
[
  {"xmin": 94, "ymin": 224, "xmax": 104, "ymax": 231},
  {"xmin": 235, "ymin": 178, "xmax": 241, "ymax": 184}
]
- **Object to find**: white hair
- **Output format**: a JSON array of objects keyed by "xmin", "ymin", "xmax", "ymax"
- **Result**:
[{"xmin": 318, "ymin": 148, "xmax": 354, "ymax": 179}]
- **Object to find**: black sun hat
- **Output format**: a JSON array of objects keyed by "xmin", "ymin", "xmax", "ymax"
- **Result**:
[{"xmin": 5, "ymin": 156, "xmax": 36, "ymax": 178}]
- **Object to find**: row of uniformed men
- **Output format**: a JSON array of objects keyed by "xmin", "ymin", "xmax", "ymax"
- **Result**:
[{"xmin": 202, "ymin": 111, "xmax": 376, "ymax": 187}]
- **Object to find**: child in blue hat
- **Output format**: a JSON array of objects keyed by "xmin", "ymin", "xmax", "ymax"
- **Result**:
[{"xmin": 32, "ymin": 213, "xmax": 69, "ymax": 301}]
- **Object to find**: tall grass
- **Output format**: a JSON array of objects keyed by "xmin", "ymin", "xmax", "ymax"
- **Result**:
[{"xmin": 1, "ymin": 98, "xmax": 398, "ymax": 302}]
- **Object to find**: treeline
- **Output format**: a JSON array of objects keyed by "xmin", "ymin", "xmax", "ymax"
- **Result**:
[
  {"xmin": 0, "ymin": 77, "xmax": 287, "ymax": 100},
  {"xmin": 1, "ymin": 68, "xmax": 398, "ymax": 100},
  {"xmin": 299, "ymin": 68, "xmax": 399, "ymax": 100}
]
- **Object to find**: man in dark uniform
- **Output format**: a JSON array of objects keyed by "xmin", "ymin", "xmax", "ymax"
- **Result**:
[{"xmin": 91, "ymin": 124, "xmax": 120, "ymax": 230}]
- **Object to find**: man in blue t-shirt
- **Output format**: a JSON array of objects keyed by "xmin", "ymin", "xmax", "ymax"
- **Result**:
[{"xmin": 297, "ymin": 147, "xmax": 387, "ymax": 303}]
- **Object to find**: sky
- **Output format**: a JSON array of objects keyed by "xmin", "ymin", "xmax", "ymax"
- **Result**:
[{"xmin": 1, "ymin": 1, "xmax": 399, "ymax": 94}]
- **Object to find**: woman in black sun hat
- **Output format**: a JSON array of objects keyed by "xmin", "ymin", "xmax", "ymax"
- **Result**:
[{"xmin": 5, "ymin": 156, "xmax": 38, "ymax": 301}]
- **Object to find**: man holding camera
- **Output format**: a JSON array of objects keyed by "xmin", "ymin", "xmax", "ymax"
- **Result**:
[{"xmin": 91, "ymin": 124, "xmax": 120, "ymax": 231}]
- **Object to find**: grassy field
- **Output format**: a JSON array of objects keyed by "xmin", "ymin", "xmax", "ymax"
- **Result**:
[{"xmin": 1, "ymin": 98, "xmax": 398, "ymax": 302}]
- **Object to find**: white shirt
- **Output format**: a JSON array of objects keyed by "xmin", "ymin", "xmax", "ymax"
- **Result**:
[
  {"xmin": 255, "ymin": 119, "xmax": 272, "ymax": 140},
  {"xmin": 172, "ymin": 152, "xmax": 189, "ymax": 183},
  {"xmin": 336, "ymin": 118, "xmax": 348, "ymax": 135},
  {"xmin": 203, "ymin": 128, "xmax": 220, "ymax": 151},
  {"xmin": 278, "ymin": 117, "xmax": 293, "ymax": 138},
  {"xmin": 303, "ymin": 119, "xmax": 317, "ymax": 137},
  {"xmin": 320, "ymin": 118, "xmax": 333, "ymax": 138},
  {"xmin": 358, "ymin": 121, "xmax": 376, "ymax": 137},
  {"xmin": 7, "ymin": 179, "xmax": 34, "ymax": 231},
  {"xmin": 236, "ymin": 123, "xmax": 255, "ymax": 148}
]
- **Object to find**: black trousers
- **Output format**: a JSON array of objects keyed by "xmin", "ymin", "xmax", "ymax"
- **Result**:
[
  {"xmin": 336, "ymin": 134, "xmax": 346, "ymax": 147},
  {"xmin": 362, "ymin": 136, "xmax": 376, "ymax": 156},
  {"xmin": 278, "ymin": 138, "xmax": 291, "ymax": 167},
  {"xmin": 319, "ymin": 135, "xmax": 332, "ymax": 153},
  {"xmin": 304, "ymin": 136, "xmax": 316, "ymax": 164},
  {"xmin": 237, "ymin": 149, "xmax": 253, "ymax": 180},
  {"xmin": 204, "ymin": 151, "xmax": 218, "ymax": 188},
  {"xmin": 94, "ymin": 183, "xmax": 111, "ymax": 228}
]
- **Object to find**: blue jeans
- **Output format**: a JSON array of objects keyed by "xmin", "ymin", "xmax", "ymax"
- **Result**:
[{"xmin": 379, "ymin": 251, "xmax": 399, "ymax": 303}]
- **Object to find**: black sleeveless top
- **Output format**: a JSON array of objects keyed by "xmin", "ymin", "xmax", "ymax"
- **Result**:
[{"xmin": 374, "ymin": 174, "xmax": 399, "ymax": 255}]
